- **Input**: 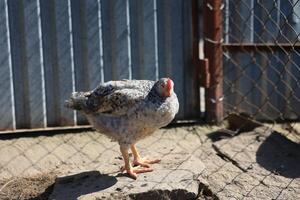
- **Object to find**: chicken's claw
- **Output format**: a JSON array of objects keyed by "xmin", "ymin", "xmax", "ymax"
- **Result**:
[
  {"xmin": 120, "ymin": 166, "xmax": 153, "ymax": 179},
  {"xmin": 133, "ymin": 158, "xmax": 161, "ymax": 168}
]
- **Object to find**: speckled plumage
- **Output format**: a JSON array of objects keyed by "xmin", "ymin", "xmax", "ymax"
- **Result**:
[{"xmin": 65, "ymin": 79, "xmax": 179, "ymax": 148}]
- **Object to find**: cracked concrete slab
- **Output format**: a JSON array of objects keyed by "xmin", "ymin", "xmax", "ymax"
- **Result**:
[
  {"xmin": 0, "ymin": 126, "xmax": 216, "ymax": 200},
  {"xmin": 48, "ymin": 155, "xmax": 205, "ymax": 200},
  {"xmin": 202, "ymin": 126, "xmax": 300, "ymax": 200},
  {"xmin": 0, "ymin": 124, "xmax": 299, "ymax": 199}
]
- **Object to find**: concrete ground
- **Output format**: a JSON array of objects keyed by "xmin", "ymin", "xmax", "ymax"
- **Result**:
[{"xmin": 0, "ymin": 123, "xmax": 299, "ymax": 200}]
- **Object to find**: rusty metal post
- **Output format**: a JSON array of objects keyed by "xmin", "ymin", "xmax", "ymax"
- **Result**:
[{"xmin": 203, "ymin": 0, "xmax": 224, "ymax": 123}]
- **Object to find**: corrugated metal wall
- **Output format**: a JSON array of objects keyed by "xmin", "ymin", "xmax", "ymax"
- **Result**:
[
  {"xmin": 0, "ymin": 0, "xmax": 200, "ymax": 131},
  {"xmin": 223, "ymin": 0, "xmax": 300, "ymax": 121}
]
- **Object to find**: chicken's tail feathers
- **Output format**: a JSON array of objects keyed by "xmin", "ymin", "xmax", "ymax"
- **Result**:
[{"xmin": 64, "ymin": 92, "xmax": 90, "ymax": 111}]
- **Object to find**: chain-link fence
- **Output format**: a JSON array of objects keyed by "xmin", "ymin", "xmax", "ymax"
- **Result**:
[
  {"xmin": 223, "ymin": 0, "xmax": 300, "ymax": 120},
  {"xmin": 203, "ymin": 0, "xmax": 300, "ymax": 141},
  {"xmin": 200, "ymin": 2, "xmax": 300, "ymax": 198},
  {"xmin": 1, "ymin": 0, "xmax": 300, "ymax": 199},
  {"xmin": 0, "ymin": 126, "xmax": 217, "ymax": 199},
  {"xmin": 0, "ymin": 0, "xmax": 198, "ymax": 132}
]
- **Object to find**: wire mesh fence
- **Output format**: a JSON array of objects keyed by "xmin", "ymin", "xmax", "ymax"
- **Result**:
[
  {"xmin": 0, "ymin": 126, "xmax": 213, "ymax": 199},
  {"xmin": 223, "ymin": 0, "xmax": 300, "ymax": 121},
  {"xmin": 0, "ymin": 0, "xmax": 198, "ymax": 132},
  {"xmin": 202, "ymin": 0, "xmax": 300, "ymax": 141},
  {"xmin": 0, "ymin": 0, "xmax": 300, "ymax": 199},
  {"xmin": 201, "ymin": 2, "xmax": 300, "ymax": 198},
  {"xmin": 200, "ymin": 125, "xmax": 300, "ymax": 199},
  {"xmin": 1, "ymin": 124, "xmax": 299, "ymax": 199}
]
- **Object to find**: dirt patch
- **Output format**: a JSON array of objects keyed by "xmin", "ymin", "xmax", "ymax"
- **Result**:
[
  {"xmin": 129, "ymin": 189, "xmax": 196, "ymax": 200},
  {"xmin": 124, "ymin": 182, "xmax": 218, "ymax": 200},
  {"xmin": 197, "ymin": 182, "xmax": 219, "ymax": 200},
  {"xmin": 0, "ymin": 172, "xmax": 57, "ymax": 200}
]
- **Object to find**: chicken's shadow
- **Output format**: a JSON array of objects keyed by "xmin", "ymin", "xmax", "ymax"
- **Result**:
[
  {"xmin": 256, "ymin": 131, "xmax": 300, "ymax": 178},
  {"xmin": 35, "ymin": 171, "xmax": 117, "ymax": 200}
]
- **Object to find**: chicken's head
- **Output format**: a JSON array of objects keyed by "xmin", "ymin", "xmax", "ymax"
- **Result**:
[{"xmin": 155, "ymin": 78, "xmax": 174, "ymax": 97}]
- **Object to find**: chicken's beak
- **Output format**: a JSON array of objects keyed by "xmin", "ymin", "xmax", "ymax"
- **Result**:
[{"xmin": 166, "ymin": 91, "xmax": 171, "ymax": 97}]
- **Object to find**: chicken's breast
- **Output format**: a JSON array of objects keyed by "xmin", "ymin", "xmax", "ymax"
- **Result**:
[{"xmin": 66, "ymin": 79, "xmax": 179, "ymax": 147}]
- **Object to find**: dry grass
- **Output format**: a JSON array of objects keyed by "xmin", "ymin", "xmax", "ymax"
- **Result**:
[{"xmin": 0, "ymin": 172, "xmax": 57, "ymax": 200}]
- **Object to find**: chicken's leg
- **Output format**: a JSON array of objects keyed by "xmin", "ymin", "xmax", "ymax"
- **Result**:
[
  {"xmin": 120, "ymin": 145, "xmax": 152, "ymax": 179},
  {"xmin": 131, "ymin": 144, "xmax": 161, "ymax": 168}
]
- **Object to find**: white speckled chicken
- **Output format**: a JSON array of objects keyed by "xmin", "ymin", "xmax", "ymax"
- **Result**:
[{"xmin": 65, "ymin": 78, "xmax": 179, "ymax": 179}]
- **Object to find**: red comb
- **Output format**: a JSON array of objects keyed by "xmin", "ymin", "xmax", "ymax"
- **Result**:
[{"xmin": 167, "ymin": 78, "xmax": 172, "ymax": 90}]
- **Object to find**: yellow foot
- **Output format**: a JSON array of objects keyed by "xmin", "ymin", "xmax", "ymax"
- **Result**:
[
  {"xmin": 126, "ymin": 167, "xmax": 153, "ymax": 180},
  {"xmin": 133, "ymin": 158, "xmax": 161, "ymax": 168},
  {"xmin": 120, "ymin": 166, "xmax": 153, "ymax": 180}
]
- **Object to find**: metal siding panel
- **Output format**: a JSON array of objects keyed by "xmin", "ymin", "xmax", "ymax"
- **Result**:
[
  {"xmin": 130, "ymin": 0, "xmax": 158, "ymax": 80},
  {"xmin": 223, "ymin": 0, "xmax": 300, "ymax": 121},
  {"xmin": 157, "ymin": 0, "xmax": 185, "ymax": 119},
  {"xmin": 276, "ymin": 52, "xmax": 288, "ymax": 120},
  {"xmin": 278, "ymin": 0, "xmax": 300, "ymax": 43},
  {"xmin": 170, "ymin": 0, "xmax": 185, "ymax": 119},
  {"xmin": 0, "ymin": 0, "xmax": 200, "ymax": 131},
  {"xmin": 225, "ymin": 51, "xmax": 255, "ymax": 117},
  {"xmin": 248, "ymin": 1, "xmax": 276, "ymax": 120},
  {"xmin": 251, "ymin": 52, "xmax": 269, "ymax": 120},
  {"xmin": 71, "ymin": 0, "xmax": 106, "ymax": 124},
  {"xmin": 55, "ymin": 0, "xmax": 76, "ymax": 126},
  {"xmin": 279, "ymin": 52, "xmax": 295, "ymax": 119},
  {"xmin": 0, "ymin": 0, "xmax": 15, "ymax": 130},
  {"xmin": 97, "ymin": 0, "xmax": 105, "ymax": 84},
  {"xmin": 40, "ymin": 0, "xmax": 75, "ymax": 127},
  {"xmin": 228, "ymin": 0, "xmax": 253, "ymax": 43},
  {"xmin": 129, "ymin": 0, "xmax": 143, "ymax": 79},
  {"xmin": 71, "ymin": 0, "xmax": 89, "ymax": 91},
  {"xmin": 266, "ymin": 52, "xmax": 284, "ymax": 119},
  {"xmin": 278, "ymin": 1, "xmax": 300, "ymax": 120},
  {"xmin": 71, "ymin": 0, "xmax": 89, "ymax": 125},
  {"xmin": 239, "ymin": 53, "xmax": 257, "ymax": 116},
  {"xmin": 142, "ymin": 0, "xmax": 157, "ymax": 80},
  {"xmin": 253, "ymin": 0, "xmax": 282, "ymax": 120},
  {"xmin": 225, "ymin": 0, "xmax": 255, "ymax": 117},
  {"xmin": 223, "ymin": 1, "xmax": 240, "ymax": 115},
  {"xmin": 252, "ymin": 1, "xmax": 285, "ymax": 120},
  {"xmin": 101, "ymin": 0, "xmax": 131, "ymax": 81},
  {"xmin": 114, "ymin": 0, "xmax": 130, "ymax": 79},
  {"xmin": 223, "ymin": 52, "xmax": 236, "ymax": 112},
  {"xmin": 182, "ymin": 0, "xmax": 199, "ymax": 119},
  {"xmin": 289, "ymin": 51, "xmax": 300, "ymax": 119},
  {"xmin": 23, "ymin": 0, "xmax": 46, "ymax": 128},
  {"xmin": 253, "ymin": 0, "xmax": 280, "ymax": 43},
  {"xmin": 236, "ymin": 0, "xmax": 254, "ymax": 113},
  {"xmin": 157, "ymin": 0, "xmax": 172, "ymax": 77},
  {"xmin": 40, "ymin": 0, "xmax": 60, "ymax": 127},
  {"xmin": 86, "ymin": 0, "xmax": 103, "ymax": 88},
  {"xmin": 226, "ymin": 0, "xmax": 300, "ymax": 121},
  {"xmin": 7, "ymin": 0, "xmax": 31, "ymax": 128},
  {"xmin": 101, "ymin": 0, "xmax": 115, "ymax": 81},
  {"xmin": 157, "ymin": 0, "xmax": 198, "ymax": 119},
  {"xmin": 224, "ymin": 52, "xmax": 244, "ymax": 114}
]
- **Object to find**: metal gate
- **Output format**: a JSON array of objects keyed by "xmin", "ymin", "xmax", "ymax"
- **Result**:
[
  {"xmin": 0, "ymin": 0, "xmax": 200, "ymax": 132},
  {"xmin": 202, "ymin": 0, "xmax": 300, "ymax": 123}
]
